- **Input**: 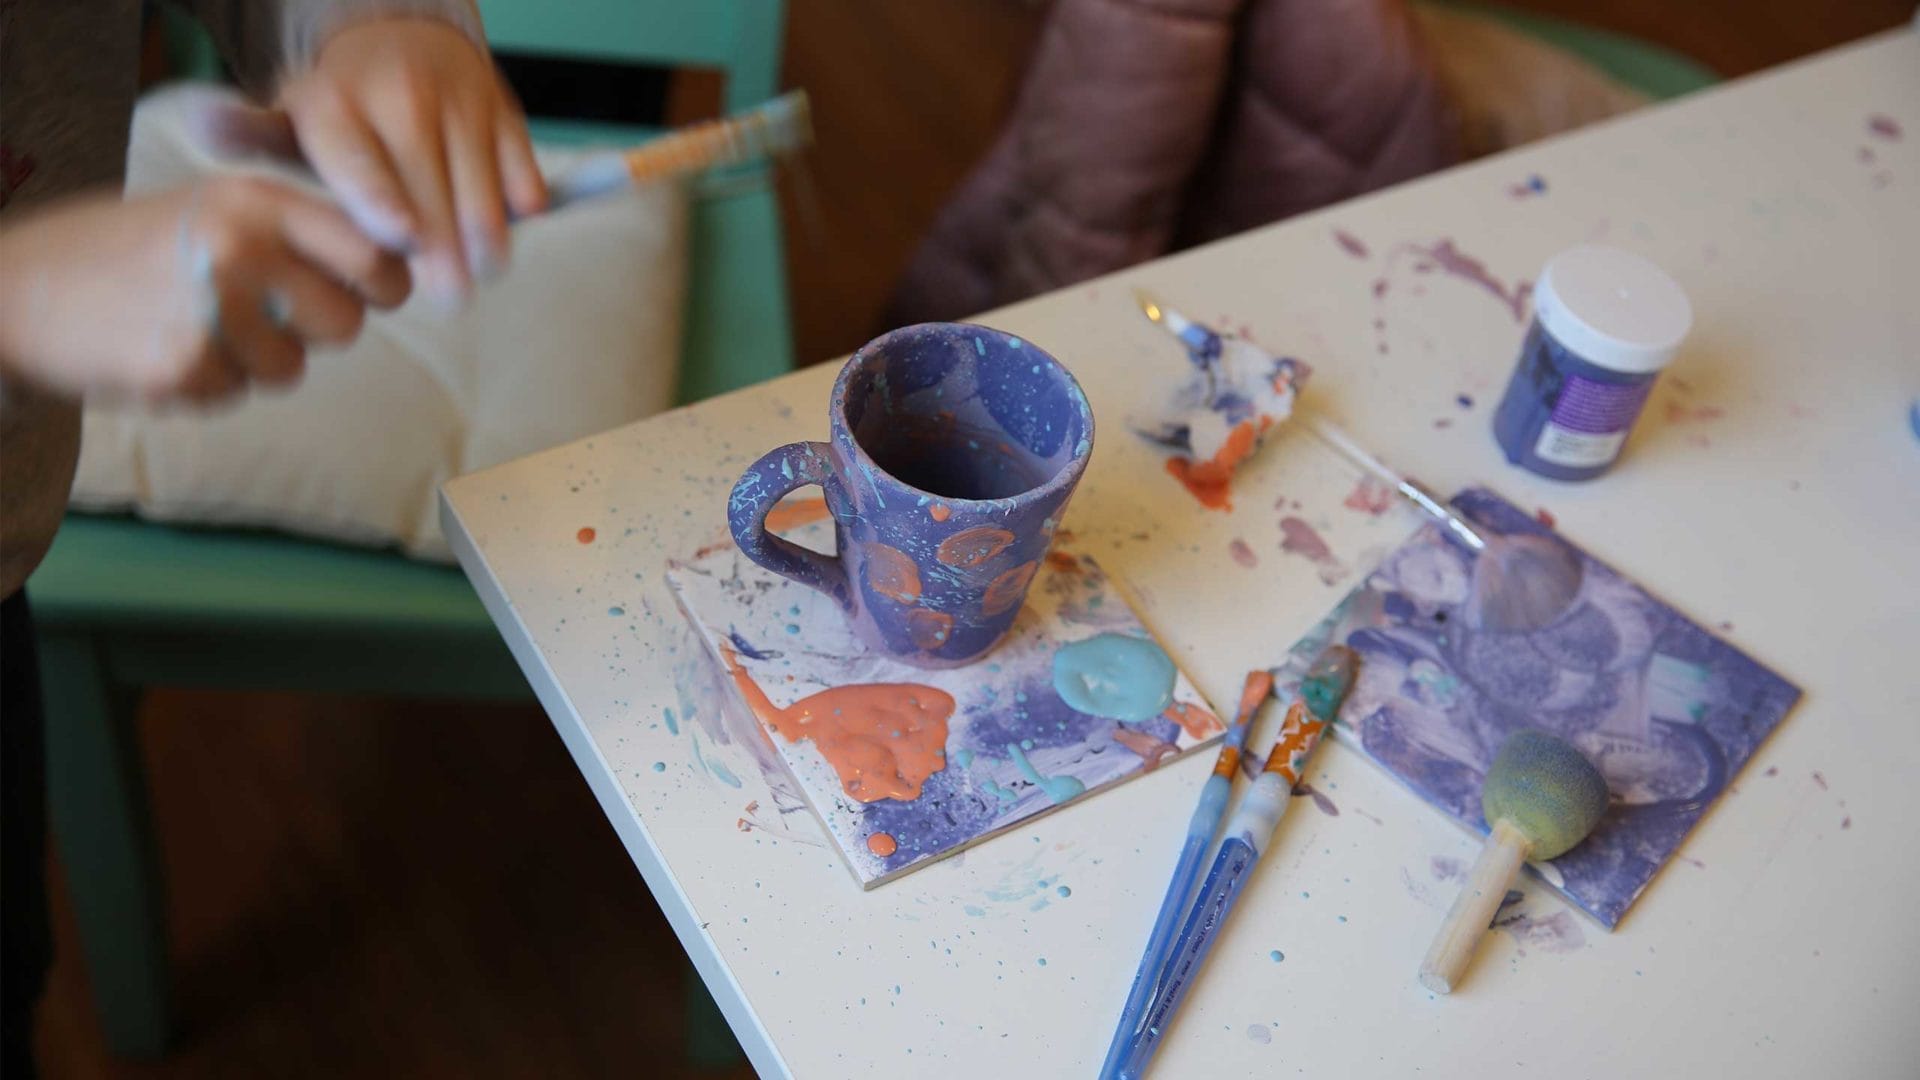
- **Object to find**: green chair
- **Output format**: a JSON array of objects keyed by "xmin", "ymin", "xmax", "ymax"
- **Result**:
[{"xmin": 32, "ymin": 0, "xmax": 789, "ymax": 1058}]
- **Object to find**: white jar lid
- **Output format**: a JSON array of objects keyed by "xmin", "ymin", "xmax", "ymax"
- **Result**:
[{"xmin": 1533, "ymin": 245, "xmax": 1693, "ymax": 374}]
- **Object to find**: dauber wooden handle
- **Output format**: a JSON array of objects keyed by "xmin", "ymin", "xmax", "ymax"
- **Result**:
[{"xmin": 1419, "ymin": 818, "xmax": 1529, "ymax": 994}]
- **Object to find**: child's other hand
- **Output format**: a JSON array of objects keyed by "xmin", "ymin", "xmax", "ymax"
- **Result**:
[
  {"xmin": 277, "ymin": 18, "xmax": 547, "ymax": 307},
  {"xmin": 0, "ymin": 176, "xmax": 410, "ymax": 404}
]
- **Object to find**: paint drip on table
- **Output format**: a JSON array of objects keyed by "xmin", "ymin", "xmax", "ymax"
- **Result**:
[
  {"xmin": 1132, "ymin": 296, "xmax": 1308, "ymax": 511},
  {"xmin": 667, "ymin": 519, "xmax": 1222, "ymax": 887},
  {"xmin": 1270, "ymin": 488, "xmax": 1802, "ymax": 927}
]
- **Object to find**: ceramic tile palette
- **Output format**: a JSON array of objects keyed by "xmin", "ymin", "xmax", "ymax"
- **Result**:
[
  {"xmin": 668, "ymin": 512, "xmax": 1223, "ymax": 888},
  {"xmin": 1270, "ymin": 487, "xmax": 1802, "ymax": 927}
]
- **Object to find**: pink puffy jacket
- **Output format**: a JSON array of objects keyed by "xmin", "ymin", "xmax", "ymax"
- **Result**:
[{"xmin": 887, "ymin": 0, "xmax": 1461, "ymax": 324}]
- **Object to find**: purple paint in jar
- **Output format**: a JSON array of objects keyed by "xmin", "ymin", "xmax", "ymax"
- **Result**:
[{"xmin": 1493, "ymin": 245, "xmax": 1692, "ymax": 481}]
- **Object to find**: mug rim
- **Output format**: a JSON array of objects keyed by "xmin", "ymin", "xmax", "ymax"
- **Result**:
[{"xmin": 828, "ymin": 322, "xmax": 1095, "ymax": 509}]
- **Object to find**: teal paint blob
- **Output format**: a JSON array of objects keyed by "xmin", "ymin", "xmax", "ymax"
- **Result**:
[
  {"xmin": 1008, "ymin": 742, "xmax": 1086, "ymax": 805},
  {"xmin": 1051, "ymin": 633, "xmax": 1177, "ymax": 722},
  {"xmin": 1269, "ymin": 950, "xmax": 1285, "ymax": 962},
  {"xmin": 652, "ymin": 762, "xmax": 666, "ymax": 773},
  {"xmin": 1056, "ymin": 885, "xmax": 1071, "ymax": 898},
  {"xmin": 608, "ymin": 606, "xmax": 625, "ymax": 617},
  {"xmin": 964, "ymin": 905, "xmax": 987, "ymax": 917},
  {"xmin": 980, "ymin": 777, "xmax": 1021, "ymax": 806},
  {"xmin": 953, "ymin": 748, "xmax": 975, "ymax": 769},
  {"xmin": 1301, "ymin": 644, "xmax": 1358, "ymax": 720},
  {"xmin": 664, "ymin": 707, "xmax": 680, "ymax": 735}
]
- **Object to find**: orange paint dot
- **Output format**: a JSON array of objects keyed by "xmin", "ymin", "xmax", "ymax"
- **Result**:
[
  {"xmin": 906, "ymin": 608, "xmax": 954, "ymax": 651},
  {"xmin": 867, "ymin": 832, "xmax": 898, "ymax": 857},
  {"xmin": 937, "ymin": 525, "xmax": 1014, "ymax": 569},
  {"xmin": 929, "ymin": 504, "xmax": 951, "ymax": 522},
  {"xmin": 865, "ymin": 544, "xmax": 922, "ymax": 605},
  {"xmin": 1045, "ymin": 550, "xmax": 1082, "ymax": 573},
  {"xmin": 576, "ymin": 527, "xmax": 597, "ymax": 544},
  {"xmin": 981, "ymin": 561, "xmax": 1038, "ymax": 616},
  {"xmin": 1163, "ymin": 701, "xmax": 1224, "ymax": 740}
]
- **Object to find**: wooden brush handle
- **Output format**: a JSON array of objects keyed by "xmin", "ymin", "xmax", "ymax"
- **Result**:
[{"xmin": 1419, "ymin": 818, "xmax": 1529, "ymax": 994}]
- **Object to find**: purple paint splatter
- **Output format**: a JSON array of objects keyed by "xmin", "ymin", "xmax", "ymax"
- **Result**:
[
  {"xmin": 1492, "ymin": 909, "xmax": 1587, "ymax": 954},
  {"xmin": 1290, "ymin": 780, "xmax": 1339, "ymax": 817},
  {"xmin": 1867, "ymin": 114, "xmax": 1902, "ymax": 141},
  {"xmin": 1333, "ymin": 229, "xmax": 1370, "ymax": 259},
  {"xmin": 1278, "ymin": 517, "xmax": 1332, "ymax": 561},
  {"xmin": 1247, "ymin": 1023, "xmax": 1273, "ymax": 1045},
  {"xmin": 1228, "ymin": 538, "xmax": 1259, "ymax": 568}
]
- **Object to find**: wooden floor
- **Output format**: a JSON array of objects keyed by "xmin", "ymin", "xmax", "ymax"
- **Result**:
[{"xmin": 30, "ymin": 2, "xmax": 1915, "ymax": 1077}]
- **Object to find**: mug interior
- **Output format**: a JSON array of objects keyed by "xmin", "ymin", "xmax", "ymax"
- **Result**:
[{"xmin": 841, "ymin": 325, "xmax": 1091, "ymax": 502}]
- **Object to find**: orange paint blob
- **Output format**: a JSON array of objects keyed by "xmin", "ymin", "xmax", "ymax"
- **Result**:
[
  {"xmin": 721, "ymin": 645, "xmax": 953, "ymax": 804},
  {"xmin": 1164, "ymin": 417, "xmax": 1271, "ymax": 511},
  {"xmin": 764, "ymin": 497, "xmax": 831, "ymax": 533},
  {"xmin": 906, "ymin": 608, "xmax": 954, "ymax": 650},
  {"xmin": 937, "ymin": 525, "xmax": 1014, "ymax": 568},
  {"xmin": 576, "ymin": 527, "xmax": 597, "ymax": 544},
  {"xmin": 929, "ymin": 503, "xmax": 951, "ymax": 522},
  {"xmin": 1045, "ymin": 550, "xmax": 1082, "ymax": 573},
  {"xmin": 865, "ymin": 543, "xmax": 922, "ymax": 604},
  {"xmin": 981, "ymin": 561, "xmax": 1038, "ymax": 616},
  {"xmin": 1163, "ymin": 701, "xmax": 1224, "ymax": 740},
  {"xmin": 1114, "ymin": 726, "xmax": 1177, "ymax": 769},
  {"xmin": 867, "ymin": 832, "xmax": 899, "ymax": 857}
]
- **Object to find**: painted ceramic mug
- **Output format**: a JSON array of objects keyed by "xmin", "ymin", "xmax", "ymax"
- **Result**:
[{"xmin": 728, "ymin": 322, "xmax": 1095, "ymax": 667}]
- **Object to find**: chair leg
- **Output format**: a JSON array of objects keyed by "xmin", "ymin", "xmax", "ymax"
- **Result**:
[
  {"xmin": 38, "ymin": 633, "xmax": 172, "ymax": 1058},
  {"xmin": 682, "ymin": 962, "xmax": 743, "ymax": 1068}
]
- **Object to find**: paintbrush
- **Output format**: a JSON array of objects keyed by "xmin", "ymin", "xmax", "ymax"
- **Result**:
[
  {"xmin": 1112, "ymin": 645, "xmax": 1358, "ymax": 1080},
  {"xmin": 1096, "ymin": 669, "xmax": 1275, "ymax": 1080},
  {"xmin": 1130, "ymin": 290, "xmax": 1583, "ymax": 630},
  {"xmin": 1419, "ymin": 731, "xmax": 1608, "ymax": 993},
  {"xmin": 543, "ymin": 90, "xmax": 813, "ymax": 210},
  {"xmin": 1303, "ymin": 416, "xmax": 1583, "ymax": 632}
]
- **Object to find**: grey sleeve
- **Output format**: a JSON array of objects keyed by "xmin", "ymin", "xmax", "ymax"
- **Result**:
[{"xmin": 171, "ymin": 0, "xmax": 485, "ymax": 98}]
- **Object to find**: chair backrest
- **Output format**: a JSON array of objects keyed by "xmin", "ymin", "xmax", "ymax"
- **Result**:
[{"xmin": 476, "ymin": 0, "xmax": 784, "ymax": 114}]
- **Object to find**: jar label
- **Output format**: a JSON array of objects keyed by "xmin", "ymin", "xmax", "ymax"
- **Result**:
[{"xmin": 1533, "ymin": 372, "xmax": 1654, "ymax": 468}]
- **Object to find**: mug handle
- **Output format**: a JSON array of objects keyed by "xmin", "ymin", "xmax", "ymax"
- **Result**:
[{"xmin": 727, "ymin": 442, "xmax": 850, "ymax": 606}]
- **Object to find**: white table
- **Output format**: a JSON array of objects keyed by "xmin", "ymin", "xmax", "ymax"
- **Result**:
[{"xmin": 444, "ymin": 30, "xmax": 1919, "ymax": 1078}]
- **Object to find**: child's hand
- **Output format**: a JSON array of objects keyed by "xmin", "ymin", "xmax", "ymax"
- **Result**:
[
  {"xmin": 277, "ymin": 17, "xmax": 547, "ymax": 306},
  {"xmin": 0, "ymin": 176, "xmax": 410, "ymax": 404}
]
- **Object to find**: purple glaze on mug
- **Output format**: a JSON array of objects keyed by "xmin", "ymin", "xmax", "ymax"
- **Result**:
[{"xmin": 727, "ymin": 323, "xmax": 1095, "ymax": 667}]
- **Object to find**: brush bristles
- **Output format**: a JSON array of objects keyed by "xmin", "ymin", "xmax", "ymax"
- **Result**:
[{"xmin": 621, "ymin": 90, "xmax": 813, "ymax": 183}]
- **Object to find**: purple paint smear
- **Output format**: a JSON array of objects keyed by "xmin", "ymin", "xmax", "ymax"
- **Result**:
[
  {"xmin": 1410, "ymin": 239, "xmax": 1530, "ymax": 322},
  {"xmin": 1867, "ymin": 114, "xmax": 1903, "ymax": 140},
  {"xmin": 1278, "ymin": 516, "xmax": 1332, "ymax": 561},
  {"xmin": 1270, "ymin": 488, "xmax": 1803, "ymax": 927},
  {"xmin": 1290, "ymin": 780, "xmax": 1339, "ymax": 817},
  {"xmin": 1492, "ymin": 909, "xmax": 1586, "ymax": 954},
  {"xmin": 1333, "ymin": 228, "xmax": 1370, "ymax": 259},
  {"xmin": 1228, "ymin": 538, "xmax": 1259, "ymax": 568}
]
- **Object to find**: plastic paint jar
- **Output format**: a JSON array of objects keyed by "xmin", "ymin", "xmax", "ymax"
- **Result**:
[{"xmin": 1492, "ymin": 245, "xmax": 1692, "ymax": 481}]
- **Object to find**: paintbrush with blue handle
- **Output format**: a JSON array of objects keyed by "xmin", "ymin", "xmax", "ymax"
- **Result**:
[
  {"xmin": 1113, "ymin": 645, "xmax": 1358, "ymax": 1080},
  {"xmin": 1095, "ymin": 669, "xmax": 1274, "ymax": 1080}
]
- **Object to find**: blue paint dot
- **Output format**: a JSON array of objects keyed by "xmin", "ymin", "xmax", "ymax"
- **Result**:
[
  {"xmin": 1056, "ymin": 886, "xmax": 1071, "ymax": 898},
  {"xmin": 1037, "ymin": 957, "xmax": 1047, "ymax": 966},
  {"xmin": 1337, "ymin": 915, "xmax": 1348, "ymax": 923},
  {"xmin": 652, "ymin": 762, "xmax": 666, "ymax": 772},
  {"xmin": 786, "ymin": 624, "xmax": 800, "ymax": 634},
  {"xmin": 1456, "ymin": 394, "xmax": 1475, "ymax": 409},
  {"xmin": 608, "ymin": 606, "xmax": 625, "ymax": 616},
  {"xmin": 1269, "ymin": 950, "xmax": 1285, "ymax": 962}
]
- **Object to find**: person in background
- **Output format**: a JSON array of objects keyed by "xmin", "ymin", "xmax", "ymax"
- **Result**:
[{"xmin": 0, "ymin": 4, "xmax": 546, "ymax": 1073}]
